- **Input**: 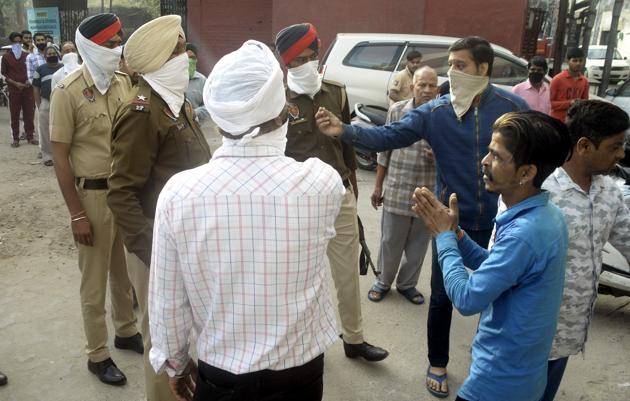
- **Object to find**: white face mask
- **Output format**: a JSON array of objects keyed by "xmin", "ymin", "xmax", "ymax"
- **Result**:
[
  {"xmin": 143, "ymin": 53, "xmax": 190, "ymax": 117},
  {"xmin": 448, "ymin": 68, "xmax": 489, "ymax": 119},
  {"xmin": 287, "ymin": 60, "xmax": 321, "ymax": 98},
  {"xmin": 75, "ymin": 30, "xmax": 122, "ymax": 95},
  {"xmin": 61, "ymin": 52, "xmax": 80, "ymax": 73}
]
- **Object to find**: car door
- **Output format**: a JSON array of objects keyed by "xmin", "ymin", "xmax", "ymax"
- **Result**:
[{"xmin": 339, "ymin": 41, "xmax": 406, "ymax": 109}]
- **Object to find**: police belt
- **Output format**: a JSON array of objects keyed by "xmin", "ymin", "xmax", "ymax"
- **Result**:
[{"xmin": 75, "ymin": 177, "xmax": 108, "ymax": 190}]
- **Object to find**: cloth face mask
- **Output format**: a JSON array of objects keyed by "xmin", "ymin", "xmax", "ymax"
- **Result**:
[
  {"xmin": 448, "ymin": 68, "xmax": 489, "ymax": 120},
  {"xmin": 75, "ymin": 30, "xmax": 122, "ymax": 95},
  {"xmin": 287, "ymin": 60, "xmax": 322, "ymax": 98},
  {"xmin": 143, "ymin": 53, "xmax": 190, "ymax": 117}
]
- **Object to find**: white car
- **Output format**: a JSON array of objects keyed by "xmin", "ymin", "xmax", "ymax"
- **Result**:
[
  {"xmin": 586, "ymin": 45, "xmax": 630, "ymax": 83},
  {"xmin": 320, "ymin": 33, "xmax": 532, "ymax": 110}
]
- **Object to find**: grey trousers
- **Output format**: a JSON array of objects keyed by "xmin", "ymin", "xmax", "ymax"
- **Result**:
[{"xmin": 374, "ymin": 210, "xmax": 431, "ymax": 291}]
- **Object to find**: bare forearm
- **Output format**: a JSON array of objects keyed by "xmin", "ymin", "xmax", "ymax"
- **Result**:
[
  {"xmin": 374, "ymin": 164, "xmax": 387, "ymax": 190},
  {"xmin": 52, "ymin": 142, "xmax": 82, "ymax": 215}
]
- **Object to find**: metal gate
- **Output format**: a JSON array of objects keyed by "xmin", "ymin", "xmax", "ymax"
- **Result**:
[
  {"xmin": 160, "ymin": 0, "xmax": 187, "ymax": 35},
  {"xmin": 33, "ymin": 0, "xmax": 88, "ymax": 43}
]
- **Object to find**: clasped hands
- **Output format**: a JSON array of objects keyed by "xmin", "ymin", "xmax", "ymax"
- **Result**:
[{"xmin": 412, "ymin": 187, "xmax": 459, "ymax": 237}]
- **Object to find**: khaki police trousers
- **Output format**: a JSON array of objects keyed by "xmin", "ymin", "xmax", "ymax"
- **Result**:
[
  {"xmin": 76, "ymin": 186, "xmax": 137, "ymax": 362},
  {"xmin": 327, "ymin": 187, "xmax": 364, "ymax": 344},
  {"xmin": 126, "ymin": 250, "xmax": 177, "ymax": 401}
]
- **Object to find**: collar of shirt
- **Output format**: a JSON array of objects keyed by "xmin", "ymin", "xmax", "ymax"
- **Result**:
[
  {"xmin": 496, "ymin": 191, "xmax": 550, "ymax": 227},
  {"xmin": 212, "ymin": 142, "xmax": 285, "ymax": 159},
  {"xmin": 552, "ymin": 166, "xmax": 606, "ymax": 196},
  {"xmin": 287, "ymin": 81, "xmax": 330, "ymax": 99},
  {"xmin": 522, "ymin": 80, "xmax": 548, "ymax": 93}
]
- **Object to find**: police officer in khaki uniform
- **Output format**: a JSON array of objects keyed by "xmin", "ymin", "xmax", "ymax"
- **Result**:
[
  {"xmin": 275, "ymin": 23, "xmax": 389, "ymax": 362},
  {"xmin": 388, "ymin": 50, "xmax": 423, "ymax": 106},
  {"xmin": 50, "ymin": 13, "xmax": 141, "ymax": 386},
  {"xmin": 106, "ymin": 15, "xmax": 211, "ymax": 401}
]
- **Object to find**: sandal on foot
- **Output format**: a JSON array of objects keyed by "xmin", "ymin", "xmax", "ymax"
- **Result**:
[
  {"xmin": 367, "ymin": 285, "xmax": 389, "ymax": 302},
  {"xmin": 10, "ymin": 141, "xmax": 19, "ymax": 148},
  {"xmin": 27, "ymin": 139, "xmax": 39, "ymax": 145},
  {"xmin": 43, "ymin": 160, "xmax": 53, "ymax": 167},
  {"xmin": 397, "ymin": 287, "xmax": 425, "ymax": 305},
  {"xmin": 426, "ymin": 366, "xmax": 449, "ymax": 398}
]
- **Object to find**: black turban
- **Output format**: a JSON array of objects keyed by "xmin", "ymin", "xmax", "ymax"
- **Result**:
[
  {"xmin": 78, "ymin": 13, "xmax": 121, "ymax": 44},
  {"xmin": 275, "ymin": 23, "xmax": 319, "ymax": 65}
]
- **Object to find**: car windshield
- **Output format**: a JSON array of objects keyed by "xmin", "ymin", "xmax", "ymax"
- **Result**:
[{"xmin": 588, "ymin": 48, "xmax": 624, "ymax": 60}]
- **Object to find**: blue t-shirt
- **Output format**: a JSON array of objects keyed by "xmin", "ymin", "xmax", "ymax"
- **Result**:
[{"xmin": 436, "ymin": 191, "xmax": 568, "ymax": 401}]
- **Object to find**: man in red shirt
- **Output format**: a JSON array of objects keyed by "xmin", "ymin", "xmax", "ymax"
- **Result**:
[
  {"xmin": 550, "ymin": 47, "xmax": 589, "ymax": 122},
  {"xmin": 1, "ymin": 32, "xmax": 36, "ymax": 147}
]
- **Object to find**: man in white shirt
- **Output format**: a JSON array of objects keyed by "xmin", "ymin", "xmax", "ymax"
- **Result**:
[{"xmin": 149, "ymin": 39, "xmax": 344, "ymax": 401}]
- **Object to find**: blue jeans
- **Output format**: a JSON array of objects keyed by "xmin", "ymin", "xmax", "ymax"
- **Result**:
[
  {"xmin": 427, "ymin": 228, "xmax": 493, "ymax": 368},
  {"xmin": 539, "ymin": 357, "xmax": 569, "ymax": 401}
]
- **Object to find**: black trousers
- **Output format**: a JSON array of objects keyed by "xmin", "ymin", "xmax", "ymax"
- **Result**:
[
  {"xmin": 455, "ymin": 396, "xmax": 469, "ymax": 401},
  {"xmin": 194, "ymin": 354, "xmax": 324, "ymax": 401},
  {"xmin": 427, "ymin": 228, "xmax": 493, "ymax": 368}
]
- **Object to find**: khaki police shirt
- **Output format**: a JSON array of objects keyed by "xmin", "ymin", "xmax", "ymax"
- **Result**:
[
  {"xmin": 388, "ymin": 67, "xmax": 413, "ymax": 106},
  {"xmin": 286, "ymin": 80, "xmax": 357, "ymax": 180},
  {"xmin": 50, "ymin": 65, "xmax": 133, "ymax": 178},
  {"xmin": 108, "ymin": 77, "xmax": 212, "ymax": 266}
]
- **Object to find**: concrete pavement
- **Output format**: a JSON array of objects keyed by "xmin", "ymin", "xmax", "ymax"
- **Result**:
[{"xmin": 0, "ymin": 105, "xmax": 628, "ymax": 400}]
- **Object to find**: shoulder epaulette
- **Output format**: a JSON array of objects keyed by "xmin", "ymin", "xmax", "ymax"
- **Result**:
[
  {"xmin": 55, "ymin": 68, "xmax": 82, "ymax": 90},
  {"xmin": 322, "ymin": 79, "xmax": 346, "ymax": 88},
  {"xmin": 129, "ymin": 93, "xmax": 151, "ymax": 112}
]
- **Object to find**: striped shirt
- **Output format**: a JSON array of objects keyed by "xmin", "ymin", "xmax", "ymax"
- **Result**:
[
  {"xmin": 377, "ymin": 98, "xmax": 436, "ymax": 217},
  {"xmin": 26, "ymin": 51, "xmax": 45, "ymax": 84},
  {"xmin": 149, "ymin": 142, "xmax": 344, "ymax": 376}
]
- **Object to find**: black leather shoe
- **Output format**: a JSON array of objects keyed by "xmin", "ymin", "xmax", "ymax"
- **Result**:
[
  {"xmin": 343, "ymin": 340, "xmax": 389, "ymax": 362},
  {"xmin": 87, "ymin": 358, "xmax": 127, "ymax": 386},
  {"xmin": 0, "ymin": 370, "xmax": 7, "ymax": 386},
  {"xmin": 114, "ymin": 333, "xmax": 144, "ymax": 354}
]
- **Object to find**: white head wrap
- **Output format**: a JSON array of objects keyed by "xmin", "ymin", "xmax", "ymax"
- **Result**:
[
  {"xmin": 75, "ymin": 29, "xmax": 122, "ymax": 95},
  {"xmin": 203, "ymin": 40, "xmax": 285, "ymax": 136}
]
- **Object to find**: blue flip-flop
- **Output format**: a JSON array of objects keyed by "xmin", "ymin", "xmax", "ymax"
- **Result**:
[{"xmin": 426, "ymin": 366, "xmax": 449, "ymax": 398}]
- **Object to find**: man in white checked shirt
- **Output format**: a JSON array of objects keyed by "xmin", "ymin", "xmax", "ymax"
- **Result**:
[{"xmin": 149, "ymin": 40, "xmax": 344, "ymax": 401}]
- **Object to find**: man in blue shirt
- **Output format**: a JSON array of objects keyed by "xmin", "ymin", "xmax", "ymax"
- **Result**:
[
  {"xmin": 315, "ymin": 36, "xmax": 528, "ymax": 398},
  {"xmin": 413, "ymin": 110, "xmax": 570, "ymax": 401}
]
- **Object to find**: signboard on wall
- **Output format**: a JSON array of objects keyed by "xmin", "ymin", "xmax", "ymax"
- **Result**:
[{"xmin": 27, "ymin": 7, "xmax": 61, "ymax": 44}]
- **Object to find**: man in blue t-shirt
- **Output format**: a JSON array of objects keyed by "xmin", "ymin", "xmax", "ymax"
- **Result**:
[
  {"xmin": 315, "ymin": 36, "xmax": 528, "ymax": 398},
  {"xmin": 33, "ymin": 44, "xmax": 63, "ymax": 166}
]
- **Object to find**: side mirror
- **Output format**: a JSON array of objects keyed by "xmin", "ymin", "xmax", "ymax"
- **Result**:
[{"xmin": 606, "ymin": 88, "xmax": 619, "ymax": 97}]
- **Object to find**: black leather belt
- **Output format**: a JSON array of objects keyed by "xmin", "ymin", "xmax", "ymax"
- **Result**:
[
  {"xmin": 342, "ymin": 179, "xmax": 351, "ymax": 188},
  {"xmin": 76, "ymin": 178, "xmax": 108, "ymax": 190}
]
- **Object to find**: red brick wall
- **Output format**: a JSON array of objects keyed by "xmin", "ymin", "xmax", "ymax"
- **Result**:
[
  {"xmin": 271, "ymin": 0, "xmax": 425, "ymax": 60},
  {"xmin": 187, "ymin": 0, "xmax": 272, "ymax": 75},
  {"xmin": 422, "ymin": 0, "xmax": 528, "ymax": 56},
  {"xmin": 187, "ymin": 0, "xmax": 528, "ymax": 74}
]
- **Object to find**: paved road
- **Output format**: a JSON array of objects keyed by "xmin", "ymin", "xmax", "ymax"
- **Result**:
[{"xmin": 0, "ymin": 106, "xmax": 628, "ymax": 400}]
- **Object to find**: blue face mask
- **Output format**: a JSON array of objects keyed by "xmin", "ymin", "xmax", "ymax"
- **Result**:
[{"xmin": 11, "ymin": 43, "xmax": 22, "ymax": 59}]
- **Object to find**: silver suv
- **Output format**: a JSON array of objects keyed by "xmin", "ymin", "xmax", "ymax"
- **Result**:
[{"xmin": 320, "ymin": 33, "xmax": 530, "ymax": 110}]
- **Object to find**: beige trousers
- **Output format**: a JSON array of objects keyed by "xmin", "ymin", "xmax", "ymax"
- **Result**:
[
  {"xmin": 327, "ymin": 187, "xmax": 364, "ymax": 344},
  {"xmin": 126, "ymin": 251, "xmax": 177, "ymax": 401},
  {"xmin": 37, "ymin": 99, "xmax": 52, "ymax": 162},
  {"xmin": 76, "ymin": 187, "xmax": 137, "ymax": 362}
]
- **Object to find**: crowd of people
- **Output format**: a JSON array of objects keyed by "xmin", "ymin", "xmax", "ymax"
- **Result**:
[{"xmin": 0, "ymin": 11, "xmax": 629, "ymax": 401}]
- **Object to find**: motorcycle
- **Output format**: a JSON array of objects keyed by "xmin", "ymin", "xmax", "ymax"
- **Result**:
[
  {"xmin": 599, "ymin": 160, "xmax": 630, "ymax": 298},
  {"xmin": 350, "ymin": 103, "xmax": 388, "ymax": 171}
]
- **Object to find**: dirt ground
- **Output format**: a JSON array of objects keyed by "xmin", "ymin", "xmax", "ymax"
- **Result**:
[{"xmin": 0, "ymin": 105, "xmax": 629, "ymax": 401}]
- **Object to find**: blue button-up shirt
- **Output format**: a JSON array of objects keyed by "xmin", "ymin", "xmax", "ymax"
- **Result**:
[{"xmin": 436, "ymin": 191, "xmax": 568, "ymax": 401}]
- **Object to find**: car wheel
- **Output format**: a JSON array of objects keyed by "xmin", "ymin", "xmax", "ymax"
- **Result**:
[{"xmin": 355, "ymin": 151, "xmax": 377, "ymax": 171}]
